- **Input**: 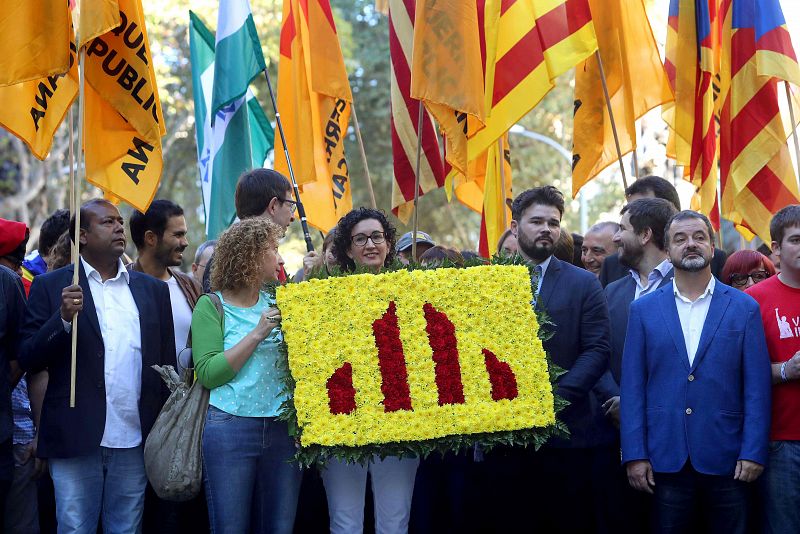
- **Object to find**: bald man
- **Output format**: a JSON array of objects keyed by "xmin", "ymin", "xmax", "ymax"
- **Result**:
[{"xmin": 581, "ymin": 222, "xmax": 620, "ymax": 275}]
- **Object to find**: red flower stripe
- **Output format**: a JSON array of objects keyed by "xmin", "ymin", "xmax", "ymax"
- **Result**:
[
  {"xmin": 423, "ymin": 303, "xmax": 466, "ymax": 406},
  {"xmin": 483, "ymin": 349, "xmax": 518, "ymax": 401},
  {"xmin": 372, "ymin": 302, "xmax": 413, "ymax": 412},
  {"xmin": 327, "ymin": 362, "xmax": 357, "ymax": 415}
]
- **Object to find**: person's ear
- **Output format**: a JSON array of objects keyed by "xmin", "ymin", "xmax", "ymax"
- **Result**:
[
  {"xmin": 266, "ymin": 197, "xmax": 281, "ymax": 216},
  {"xmin": 144, "ymin": 229, "xmax": 158, "ymax": 248},
  {"xmin": 510, "ymin": 220, "xmax": 518, "ymax": 237}
]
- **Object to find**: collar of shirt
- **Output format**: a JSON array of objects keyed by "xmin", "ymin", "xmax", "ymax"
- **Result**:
[
  {"xmin": 673, "ymin": 274, "xmax": 716, "ymax": 303},
  {"xmin": 630, "ymin": 257, "xmax": 672, "ymax": 297},
  {"xmin": 80, "ymin": 256, "xmax": 129, "ymax": 285}
]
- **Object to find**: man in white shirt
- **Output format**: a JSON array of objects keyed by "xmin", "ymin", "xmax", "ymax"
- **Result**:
[
  {"xmin": 19, "ymin": 199, "xmax": 176, "ymax": 533},
  {"xmin": 621, "ymin": 210, "xmax": 771, "ymax": 534}
]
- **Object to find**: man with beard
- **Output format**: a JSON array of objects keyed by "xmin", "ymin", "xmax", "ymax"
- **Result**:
[
  {"xmin": 485, "ymin": 186, "xmax": 611, "ymax": 532},
  {"xmin": 621, "ymin": 210, "xmax": 771, "ymax": 534},
  {"xmin": 128, "ymin": 200, "xmax": 207, "ymax": 533},
  {"xmin": 19, "ymin": 199, "xmax": 176, "ymax": 533}
]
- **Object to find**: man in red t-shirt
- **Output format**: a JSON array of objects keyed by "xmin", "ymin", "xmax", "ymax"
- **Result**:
[{"xmin": 746, "ymin": 204, "xmax": 800, "ymax": 533}]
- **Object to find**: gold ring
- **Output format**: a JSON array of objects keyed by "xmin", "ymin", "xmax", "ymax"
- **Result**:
[{"xmin": 73, "ymin": 298, "xmax": 80, "ymax": 305}]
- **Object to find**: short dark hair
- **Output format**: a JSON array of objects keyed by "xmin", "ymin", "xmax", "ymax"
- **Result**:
[
  {"xmin": 39, "ymin": 209, "xmax": 71, "ymax": 256},
  {"xmin": 235, "ymin": 168, "xmax": 292, "ymax": 219},
  {"xmin": 664, "ymin": 210, "xmax": 715, "ymax": 247},
  {"xmin": 333, "ymin": 208, "xmax": 397, "ymax": 272},
  {"xmin": 69, "ymin": 199, "xmax": 116, "ymax": 245},
  {"xmin": 129, "ymin": 199, "xmax": 185, "ymax": 249},
  {"xmin": 511, "ymin": 186, "xmax": 565, "ymax": 221},
  {"xmin": 625, "ymin": 176, "xmax": 681, "ymax": 211},
  {"xmin": 770, "ymin": 205, "xmax": 800, "ymax": 246},
  {"xmin": 620, "ymin": 198, "xmax": 677, "ymax": 251}
]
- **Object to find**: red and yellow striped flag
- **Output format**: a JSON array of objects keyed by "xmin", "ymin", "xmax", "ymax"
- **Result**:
[
  {"xmin": 663, "ymin": 0, "xmax": 721, "ymax": 227},
  {"xmin": 276, "ymin": 0, "xmax": 353, "ymax": 232},
  {"xmin": 718, "ymin": 0, "xmax": 800, "ymax": 243},
  {"xmin": 572, "ymin": 0, "xmax": 672, "ymax": 197},
  {"xmin": 410, "ymin": 0, "xmax": 485, "ymax": 176},
  {"xmin": 389, "ymin": 0, "xmax": 446, "ymax": 223}
]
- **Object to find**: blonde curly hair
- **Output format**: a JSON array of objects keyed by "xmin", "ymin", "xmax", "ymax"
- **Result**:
[{"xmin": 210, "ymin": 218, "xmax": 283, "ymax": 291}]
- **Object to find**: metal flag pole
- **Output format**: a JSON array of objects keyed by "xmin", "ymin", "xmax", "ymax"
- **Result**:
[
  {"xmin": 411, "ymin": 103, "xmax": 424, "ymax": 262},
  {"xmin": 595, "ymin": 50, "xmax": 629, "ymax": 190},
  {"xmin": 351, "ymin": 104, "xmax": 378, "ymax": 209},
  {"xmin": 261, "ymin": 67, "xmax": 314, "ymax": 252}
]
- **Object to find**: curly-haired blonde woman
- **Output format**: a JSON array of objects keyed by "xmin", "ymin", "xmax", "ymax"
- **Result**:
[{"xmin": 191, "ymin": 218, "xmax": 301, "ymax": 534}]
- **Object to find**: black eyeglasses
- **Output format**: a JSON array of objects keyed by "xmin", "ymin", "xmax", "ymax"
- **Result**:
[
  {"xmin": 351, "ymin": 231, "xmax": 386, "ymax": 247},
  {"xmin": 730, "ymin": 270, "xmax": 770, "ymax": 287},
  {"xmin": 280, "ymin": 198, "xmax": 297, "ymax": 212}
]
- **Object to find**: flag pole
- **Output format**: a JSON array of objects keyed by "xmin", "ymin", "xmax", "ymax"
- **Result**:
[
  {"xmin": 595, "ymin": 50, "xmax": 629, "ymax": 190},
  {"xmin": 261, "ymin": 68, "xmax": 314, "ymax": 252},
  {"xmin": 70, "ymin": 48, "xmax": 86, "ymax": 409},
  {"xmin": 351, "ymin": 104, "xmax": 377, "ymax": 209},
  {"xmin": 498, "ymin": 137, "xmax": 508, "ymax": 228},
  {"xmin": 784, "ymin": 81, "xmax": 800, "ymax": 190},
  {"xmin": 411, "ymin": 103, "xmax": 424, "ymax": 261}
]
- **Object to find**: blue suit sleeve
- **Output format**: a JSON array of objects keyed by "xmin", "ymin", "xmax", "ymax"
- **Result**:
[
  {"xmin": 555, "ymin": 275, "xmax": 611, "ymax": 403},
  {"xmin": 19, "ymin": 276, "xmax": 69, "ymax": 372},
  {"xmin": 739, "ymin": 304, "xmax": 771, "ymax": 466},
  {"xmin": 621, "ymin": 302, "xmax": 648, "ymax": 464}
]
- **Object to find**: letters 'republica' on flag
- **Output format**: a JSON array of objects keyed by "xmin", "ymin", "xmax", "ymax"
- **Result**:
[
  {"xmin": 190, "ymin": 11, "xmax": 275, "ymax": 239},
  {"xmin": 389, "ymin": 0, "xmax": 446, "ymax": 224},
  {"xmin": 448, "ymin": 134, "xmax": 512, "ymax": 257},
  {"xmin": 211, "ymin": 0, "xmax": 267, "ymax": 121},
  {"xmin": 572, "ymin": 0, "xmax": 672, "ymax": 197},
  {"xmin": 0, "ymin": 29, "xmax": 78, "ymax": 160},
  {"xmin": 411, "ymin": 0, "xmax": 485, "ymax": 176},
  {"xmin": 466, "ymin": 0, "xmax": 598, "ymax": 160},
  {"xmin": 718, "ymin": 0, "xmax": 800, "ymax": 243},
  {"xmin": 82, "ymin": 0, "xmax": 165, "ymax": 212},
  {"xmin": 275, "ymin": 0, "xmax": 353, "ymax": 232},
  {"xmin": 663, "ymin": 0, "xmax": 720, "ymax": 227},
  {"xmin": 0, "ymin": 1, "xmax": 72, "ymax": 87}
]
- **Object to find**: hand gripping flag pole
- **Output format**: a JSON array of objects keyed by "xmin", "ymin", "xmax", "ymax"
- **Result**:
[{"xmin": 262, "ymin": 67, "xmax": 315, "ymax": 252}]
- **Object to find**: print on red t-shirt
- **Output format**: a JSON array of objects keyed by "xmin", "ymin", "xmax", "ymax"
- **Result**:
[{"xmin": 747, "ymin": 276, "xmax": 800, "ymax": 440}]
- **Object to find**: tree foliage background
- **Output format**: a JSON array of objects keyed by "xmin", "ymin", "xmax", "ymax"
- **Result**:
[{"xmin": 0, "ymin": 0, "xmax": 630, "ymax": 272}]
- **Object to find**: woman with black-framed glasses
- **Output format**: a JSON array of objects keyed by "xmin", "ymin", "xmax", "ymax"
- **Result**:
[
  {"xmin": 321, "ymin": 208, "xmax": 419, "ymax": 534},
  {"xmin": 721, "ymin": 250, "xmax": 777, "ymax": 291}
]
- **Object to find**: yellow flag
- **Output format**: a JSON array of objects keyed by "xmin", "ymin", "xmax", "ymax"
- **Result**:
[
  {"xmin": 572, "ymin": 0, "xmax": 672, "ymax": 197},
  {"xmin": 0, "ymin": 32, "xmax": 78, "ymax": 159},
  {"xmin": 78, "ymin": 0, "xmax": 121, "ymax": 50},
  {"xmin": 82, "ymin": 0, "xmax": 164, "ymax": 212},
  {"xmin": 411, "ymin": 0, "xmax": 485, "ymax": 176},
  {"xmin": 0, "ymin": 1, "xmax": 72, "ymax": 87},
  {"xmin": 275, "ymin": 0, "xmax": 353, "ymax": 232}
]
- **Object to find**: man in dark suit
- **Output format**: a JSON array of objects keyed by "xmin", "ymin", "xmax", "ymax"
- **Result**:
[
  {"xmin": 19, "ymin": 199, "xmax": 175, "ymax": 533},
  {"xmin": 621, "ymin": 210, "xmax": 771, "ymax": 533},
  {"xmin": 599, "ymin": 176, "xmax": 727, "ymax": 286},
  {"xmin": 486, "ymin": 186, "xmax": 611, "ymax": 532}
]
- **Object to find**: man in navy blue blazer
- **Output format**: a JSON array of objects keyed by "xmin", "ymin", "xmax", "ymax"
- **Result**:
[
  {"xmin": 19, "ymin": 199, "xmax": 175, "ymax": 533},
  {"xmin": 485, "ymin": 186, "xmax": 611, "ymax": 532},
  {"xmin": 621, "ymin": 210, "xmax": 771, "ymax": 533}
]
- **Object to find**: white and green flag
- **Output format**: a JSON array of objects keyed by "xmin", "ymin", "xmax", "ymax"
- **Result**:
[{"xmin": 190, "ymin": 9, "xmax": 273, "ymax": 239}]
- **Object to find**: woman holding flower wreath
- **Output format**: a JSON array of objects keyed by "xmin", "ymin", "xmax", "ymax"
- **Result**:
[
  {"xmin": 322, "ymin": 207, "xmax": 420, "ymax": 534},
  {"xmin": 191, "ymin": 218, "xmax": 301, "ymax": 534}
]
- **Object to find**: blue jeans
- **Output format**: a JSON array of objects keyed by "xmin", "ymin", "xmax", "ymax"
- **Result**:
[
  {"xmin": 759, "ymin": 440, "xmax": 800, "ymax": 534},
  {"xmin": 202, "ymin": 406, "xmax": 302, "ymax": 534},
  {"xmin": 48, "ymin": 446, "xmax": 147, "ymax": 534}
]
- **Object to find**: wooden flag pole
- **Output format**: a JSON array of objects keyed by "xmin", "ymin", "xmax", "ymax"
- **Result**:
[
  {"xmin": 70, "ymin": 49, "xmax": 86, "ymax": 408},
  {"xmin": 498, "ymin": 137, "xmax": 508, "ymax": 228},
  {"xmin": 411, "ymin": 103, "xmax": 424, "ymax": 262},
  {"xmin": 351, "ymin": 104, "xmax": 377, "ymax": 209},
  {"xmin": 784, "ymin": 81, "xmax": 800, "ymax": 191},
  {"xmin": 595, "ymin": 50, "xmax": 629, "ymax": 190},
  {"xmin": 261, "ymin": 68, "xmax": 314, "ymax": 251}
]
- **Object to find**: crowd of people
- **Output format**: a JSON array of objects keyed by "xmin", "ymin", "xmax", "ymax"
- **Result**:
[{"xmin": 0, "ymin": 170, "xmax": 799, "ymax": 534}]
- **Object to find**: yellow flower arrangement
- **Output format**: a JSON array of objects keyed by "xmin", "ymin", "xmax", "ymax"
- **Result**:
[{"xmin": 276, "ymin": 264, "xmax": 555, "ymax": 449}]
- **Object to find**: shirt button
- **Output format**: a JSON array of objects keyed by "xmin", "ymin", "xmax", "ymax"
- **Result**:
[
  {"xmin": 688, "ymin": 374, "xmax": 695, "ymax": 382},
  {"xmin": 685, "ymin": 408, "xmax": 693, "ymax": 415}
]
